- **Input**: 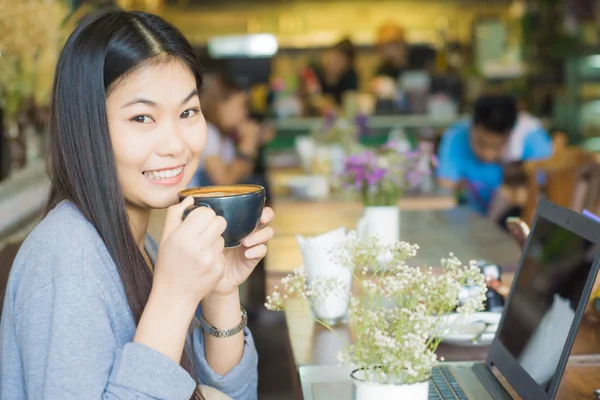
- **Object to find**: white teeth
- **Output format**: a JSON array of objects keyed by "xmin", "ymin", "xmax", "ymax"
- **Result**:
[{"xmin": 144, "ymin": 166, "xmax": 183, "ymax": 180}]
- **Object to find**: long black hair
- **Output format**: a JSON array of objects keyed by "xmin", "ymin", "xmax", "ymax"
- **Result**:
[{"xmin": 45, "ymin": 9, "xmax": 204, "ymax": 399}]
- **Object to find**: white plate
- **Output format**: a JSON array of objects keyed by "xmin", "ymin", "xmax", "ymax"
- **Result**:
[{"xmin": 440, "ymin": 312, "xmax": 502, "ymax": 347}]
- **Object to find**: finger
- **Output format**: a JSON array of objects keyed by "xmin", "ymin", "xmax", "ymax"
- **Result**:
[
  {"xmin": 195, "ymin": 249, "xmax": 216, "ymax": 269},
  {"xmin": 254, "ymin": 207, "xmax": 274, "ymax": 231},
  {"xmin": 242, "ymin": 226, "xmax": 273, "ymax": 248},
  {"xmin": 508, "ymin": 225, "xmax": 526, "ymax": 241},
  {"xmin": 507, "ymin": 225, "xmax": 520, "ymax": 237},
  {"xmin": 260, "ymin": 207, "xmax": 274, "ymax": 225},
  {"xmin": 197, "ymin": 215, "xmax": 227, "ymax": 244},
  {"xmin": 180, "ymin": 206, "xmax": 217, "ymax": 234},
  {"xmin": 161, "ymin": 196, "xmax": 195, "ymax": 245},
  {"xmin": 209, "ymin": 235, "xmax": 226, "ymax": 254},
  {"xmin": 244, "ymin": 244, "xmax": 267, "ymax": 261}
]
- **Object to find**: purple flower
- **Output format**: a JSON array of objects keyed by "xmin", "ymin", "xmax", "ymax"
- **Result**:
[
  {"xmin": 382, "ymin": 140, "xmax": 397, "ymax": 151},
  {"xmin": 406, "ymin": 170, "xmax": 422, "ymax": 188},
  {"xmin": 354, "ymin": 177, "xmax": 363, "ymax": 189},
  {"xmin": 367, "ymin": 168, "xmax": 387, "ymax": 186},
  {"xmin": 405, "ymin": 151, "xmax": 419, "ymax": 160}
]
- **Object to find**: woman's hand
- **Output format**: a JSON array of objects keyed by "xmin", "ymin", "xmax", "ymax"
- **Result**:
[
  {"xmin": 237, "ymin": 120, "xmax": 261, "ymax": 156},
  {"xmin": 259, "ymin": 121, "xmax": 276, "ymax": 145},
  {"xmin": 211, "ymin": 207, "xmax": 275, "ymax": 296},
  {"xmin": 152, "ymin": 197, "xmax": 227, "ymax": 307},
  {"xmin": 135, "ymin": 198, "xmax": 227, "ymax": 363}
]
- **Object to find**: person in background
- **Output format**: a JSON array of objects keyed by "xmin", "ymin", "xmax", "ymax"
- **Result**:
[
  {"xmin": 437, "ymin": 94, "xmax": 552, "ymax": 217},
  {"xmin": 0, "ymin": 9, "xmax": 274, "ymax": 400},
  {"xmin": 244, "ymin": 116, "xmax": 275, "ymax": 207},
  {"xmin": 191, "ymin": 75, "xmax": 262, "ymax": 188},
  {"xmin": 301, "ymin": 37, "xmax": 358, "ymax": 114},
  {"xmin": 369, "ymin": 22, "xmax": 409, "ymax": 113},
  {"xmin": 372, "ymin": 21, "xmax": 409, "ymax": 82}
]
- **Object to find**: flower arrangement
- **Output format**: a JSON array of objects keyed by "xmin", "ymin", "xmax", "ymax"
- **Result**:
[
  {"xmin": 341, "ymin": 143, "xmax": 437, "ymax": 206},
  {"xmin": 266, "ymin": 233, "xmax": 487, "ymax": 385}
]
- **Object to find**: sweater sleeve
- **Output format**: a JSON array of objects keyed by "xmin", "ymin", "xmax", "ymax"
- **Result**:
[
  {"xmin": 14, "ymin": 272, "xmax": 197, "ymax": 400},
  {"xmin": 191, "ymin": 323, "xmax": 258, "ymax": 400}
]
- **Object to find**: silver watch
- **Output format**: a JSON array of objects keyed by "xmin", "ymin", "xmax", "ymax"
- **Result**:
[{"xmin": 200, "ymin": 307, "xmax": 248, "ymax": 338}]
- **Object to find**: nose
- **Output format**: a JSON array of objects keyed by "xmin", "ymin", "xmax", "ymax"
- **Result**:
[{"xmin": 156, "ymin": 119, "xmax": 186, "ymax": 157}]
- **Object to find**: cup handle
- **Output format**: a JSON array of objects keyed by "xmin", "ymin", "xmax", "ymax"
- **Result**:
[{"xmin": 182, "ymin": 202, "xmax": 212, "ymax": 220}]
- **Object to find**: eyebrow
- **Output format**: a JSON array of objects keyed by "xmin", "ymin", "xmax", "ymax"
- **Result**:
[{"xmin": 121, "ymin": 89, "xmax": 199, "ymax": 108}]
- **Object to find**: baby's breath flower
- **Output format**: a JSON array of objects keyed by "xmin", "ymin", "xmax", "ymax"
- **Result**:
[{"xmin": 265, "ymin": 239, "xmax": 486, "ymax": 384}]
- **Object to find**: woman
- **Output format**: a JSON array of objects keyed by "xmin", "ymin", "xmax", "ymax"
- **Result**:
[
  {"xmin": 301, "ymin": 38, "xmax": 358, "ymax": 114},
  {"xmin": 372, "ymin": 22, "xmax": 408, "ymax": 82},
  {"xmin": 0, "ymin": 9, "xmax": 273, "ymax": 400},
  {"xmin": 191, "ymin": 75, "xmax": 262, "ymax": 188},
  {"xmin": 369, "ymin": 22, "xmax": 409, "ymax": 111}
]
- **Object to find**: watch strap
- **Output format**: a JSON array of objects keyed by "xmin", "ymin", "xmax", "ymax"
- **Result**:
[
  {"xmin": 200, "ymin": 306, "xmax": 248, "ymax": 338},
  {"xmin": 235, "ymin": 149, "xmax": 255, "ymax": 162}
]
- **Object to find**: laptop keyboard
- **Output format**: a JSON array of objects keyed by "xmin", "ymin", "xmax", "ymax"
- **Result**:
[{"xmin": 430, "ymin": 366, "xmax": 469, "ymax": 400}]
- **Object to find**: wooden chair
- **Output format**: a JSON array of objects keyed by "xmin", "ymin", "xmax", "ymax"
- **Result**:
[
  {"xmin": 571, "ymin": 162, "xmax": 600, "ymax": 215},
  {"xmin": 522, "ymin": 143, "xmax": 598, "ymax": 225}
]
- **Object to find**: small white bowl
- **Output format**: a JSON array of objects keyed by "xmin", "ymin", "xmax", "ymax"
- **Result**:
[{"xmin": 287, "ymin": 175, "xmax": 330, "ymax": 200}]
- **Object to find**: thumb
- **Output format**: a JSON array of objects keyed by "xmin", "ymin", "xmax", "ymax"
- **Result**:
[{"xmin": 161, "ymin": 196, "xmax": 194, "ymax": 246}]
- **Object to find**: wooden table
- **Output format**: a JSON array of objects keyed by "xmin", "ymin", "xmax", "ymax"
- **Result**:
[
  {"xmin": 290, "ymin": 300, "xmax": 600, "ymax": 399},
  {"xmin": 267, "ymin": 206, "xmax": 519, "ymax": 293},
  {"xmin": 277, "ymin": 207, "xmax": 521, "ymax": 366},
  {"xmin": 267, "ymin": 204, "xmax": 600, "ymax": 399}
]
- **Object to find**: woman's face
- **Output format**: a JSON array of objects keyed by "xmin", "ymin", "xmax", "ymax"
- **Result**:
[
  {"xmin": 378, "ymin": 41, "xmax": 406, "ymax": 65},
  {"xmin": 322, "ymin": 49, "xmax": 348, "ymax": 78},
  {"xmin": 217, "ymin": 91, "xmax": 248, "ymax": 131},
  {"xmin": 106, "ymin": 60, "xmax": 205, "ymax": 210}
]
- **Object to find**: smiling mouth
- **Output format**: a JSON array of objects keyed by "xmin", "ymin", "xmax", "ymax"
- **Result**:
[{"xmin": 142, "ymin": 166, "xmax": 184, "ymax": 180}]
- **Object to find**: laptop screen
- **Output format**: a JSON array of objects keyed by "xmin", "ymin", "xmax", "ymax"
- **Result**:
[{"xmin": 496, "ymin": 215, "xmax": 596, "ymax": 392}]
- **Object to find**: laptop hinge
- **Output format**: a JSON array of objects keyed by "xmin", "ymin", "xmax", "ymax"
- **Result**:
[{"xmin": 472, "ymin": 363, "xmax": 517, "ymax": 400}]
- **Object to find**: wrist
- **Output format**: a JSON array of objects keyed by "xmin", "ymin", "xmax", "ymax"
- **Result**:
[
  {"xmin": 201, "ymin": 288, "xmax": 242, "ymax": 332},
  {"xmin": 203, "ymin": 288, "xmax": 240, "ymax": 306},
  {"xmin": 235, "ymin": 149, "xmax": 256, "ymax": 164},
  {"xmin": 238, "ymin": 141, "xmax": 257, "ymax": 156},
  {"xmin": 200, "ymin": 306, "xmax": 247, "ymax": 339},
  {"xmin": 149, "ymin": 283, "xmax": 198, "ymax": 319}
]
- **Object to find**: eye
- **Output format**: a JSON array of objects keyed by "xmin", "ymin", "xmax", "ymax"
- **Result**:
[
  {"xmin": 181, "ymin": 109, "xmax": 199, "ymax": 119},
  {"xmin": 131, "ymin": 115, "xmax": 153, "ymax": 124}
]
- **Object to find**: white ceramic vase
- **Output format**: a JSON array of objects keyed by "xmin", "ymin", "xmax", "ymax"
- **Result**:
[
  {"xmin": 297, "ymin": 229, "xmax": 352, "ymax": 325},
  {"xmin": 351, "ymin": 369, "xmax": 429, "ymax": 400},
  {"xmin": 357, "ymin": 206, "xmax": 400, "ymax": 245}
]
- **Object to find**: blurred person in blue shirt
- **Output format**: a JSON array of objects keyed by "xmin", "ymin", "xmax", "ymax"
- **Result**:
[{"xmin": 437, "ymin": 94, "xmax": 552, "ymax": 215}]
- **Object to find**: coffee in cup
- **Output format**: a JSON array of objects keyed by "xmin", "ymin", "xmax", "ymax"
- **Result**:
[{"xmin": 178, "ymin": 185, "xmax": 265, "ymax": 248}]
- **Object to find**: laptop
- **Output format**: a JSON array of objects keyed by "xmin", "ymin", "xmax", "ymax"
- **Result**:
[{"xmin": 301, "ymin": 199, "xmax": 600, "ymax": 400}]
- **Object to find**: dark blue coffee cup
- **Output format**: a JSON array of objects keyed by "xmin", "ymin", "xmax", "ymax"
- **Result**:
[{"xmin": 178, "ymin": 185, "xmax": 265, "ymax": 248}]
